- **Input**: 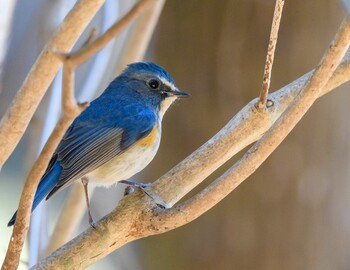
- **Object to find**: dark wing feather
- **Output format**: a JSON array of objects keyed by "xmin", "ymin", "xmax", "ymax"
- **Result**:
[
  {"xmin": 46, "ymin": 107, "xmax": 156, "ymax": 199},
  {"xmin": 58, "ymin": 127, "xmax": 124, "ymax": 183}
]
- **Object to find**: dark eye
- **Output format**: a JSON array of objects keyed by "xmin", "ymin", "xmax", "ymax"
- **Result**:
[{"xmin": 148, "ymin": 79, "xmax": 160, "ymax": 89}]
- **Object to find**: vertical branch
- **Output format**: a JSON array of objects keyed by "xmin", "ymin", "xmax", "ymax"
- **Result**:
[
  {"xmin": 257, "ymin": 0, "xmax": 285, "ymax": 110},
  {"xmin": 1, "ymin": 52, "xmax": 89, "ymax": 270},
  {"xmin": 0, "ymin": 0, "xmax": 104, "ymax": 169},
  {"xmin": 61, "ymin": 64, "xmax": 83, "ymax": 116},
  {"xmin": 2, "ymin": 118, "xmax": 78, "ymax": 270}
]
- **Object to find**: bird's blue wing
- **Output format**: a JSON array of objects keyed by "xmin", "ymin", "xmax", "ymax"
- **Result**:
[{"xmin": 46, "ymin": 106, "xmax": 156, "ymax": 198}]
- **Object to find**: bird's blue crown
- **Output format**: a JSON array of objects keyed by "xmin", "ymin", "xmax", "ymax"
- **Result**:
[{"xmin": 122, "ymin": 62, "xmax": 176, "ymax": 86}]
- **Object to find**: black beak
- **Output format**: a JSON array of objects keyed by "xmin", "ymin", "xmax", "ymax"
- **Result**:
[{"xmin": 169, "ymin": 89, "xmax": 190, "ymax": 97}]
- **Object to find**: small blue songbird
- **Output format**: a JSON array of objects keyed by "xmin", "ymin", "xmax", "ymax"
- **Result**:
[{"xmin": 8, "ymin": 62, "xmax": 189, "ymax": 227}]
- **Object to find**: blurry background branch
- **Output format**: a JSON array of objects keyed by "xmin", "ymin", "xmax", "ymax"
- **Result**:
[
  {"xmin": 0, "ymin": 0, "xmax": 105, "ymax": 169},
  {"xmin": 33, "ymin": 17, "xmax": 350, "ymax": 269},
  {"xmin": 57, "ymin": 0, "xmax": 153, "ymax": 67}
]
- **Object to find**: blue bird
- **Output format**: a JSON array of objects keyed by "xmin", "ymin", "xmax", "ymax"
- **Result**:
[{"xmin": 8, "ymin": 62, "xmax": 189, "ymax": 227}]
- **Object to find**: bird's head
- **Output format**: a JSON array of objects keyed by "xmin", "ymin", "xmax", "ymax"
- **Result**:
[{"xmin": 121, "ymin": 62, "xmax": 189, "ymax": 117}]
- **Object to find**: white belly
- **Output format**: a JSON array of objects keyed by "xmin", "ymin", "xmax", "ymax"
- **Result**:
[{"xmin": 86, "ymin": 126, "xmax": 161, "ymax": 186}]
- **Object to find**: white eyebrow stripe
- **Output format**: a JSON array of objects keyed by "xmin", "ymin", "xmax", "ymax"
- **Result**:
[{"xmin": 159, "ymin": 77, "xmax": 177, "ymax": 91}]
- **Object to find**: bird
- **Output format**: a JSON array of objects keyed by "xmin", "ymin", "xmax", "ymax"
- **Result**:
[{"xmin": 8, "ymin": 62, "xmax": 189, "ymax": 228}]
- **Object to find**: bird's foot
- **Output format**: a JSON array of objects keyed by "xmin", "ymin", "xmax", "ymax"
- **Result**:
[
  {"xmin": 124, "ymin": 186, "xmax": 135, "ymax": 196},
  {"xmin": 120, "ymin": 180, "xmax": 170, "ymax": 209},
  {"xmin": 119, "ymin": 180, "xmax": 151, "ymax": 188},
  {"xmin": 89, "ymin": 215, "xmax": 97, "ymax": 229},
  {"xmin": 120, "ymin": 179, "xmax": 153, "ymax": 199}
]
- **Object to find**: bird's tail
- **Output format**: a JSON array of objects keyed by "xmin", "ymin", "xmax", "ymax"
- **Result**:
[{"xmin": 7, "ymin": 161, "xmax": 62, "ymax": 227}]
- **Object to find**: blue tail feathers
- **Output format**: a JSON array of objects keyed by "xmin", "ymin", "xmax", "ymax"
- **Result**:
[{"xmin": 7, "ymin": 161, "xmax": 62, "ymax": 227}]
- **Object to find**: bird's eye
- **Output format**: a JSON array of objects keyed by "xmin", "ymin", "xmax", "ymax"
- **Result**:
[{"xmin": 148, "ymin": 79, "xmax": 160, "ymax": 89}]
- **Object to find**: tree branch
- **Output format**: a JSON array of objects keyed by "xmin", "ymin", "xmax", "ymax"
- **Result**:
[
  {"xmin": 62, "ymin": 0, "xmax": 154, "ymax": 67},
  {"xmin": 257, "ymin": 0, "xmax": 285, "ymax": 110},
  {"xmin": 0, "ymin": 0, "xmax": 105, "ymax": 169},
  {"xmin": 32, "ymin": 18, "xmax": 350, "ymax": 269},
  {"xmin": 2, "ymin": 118, "xmax": 78, "ymax": 270},
  {"xmin": 2, "ymin": 49, "xmax": 89, "ymax": 270}
]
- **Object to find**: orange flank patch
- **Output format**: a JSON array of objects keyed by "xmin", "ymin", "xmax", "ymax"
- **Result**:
[{"xmin": 137, "ymin": 124, "xmax": 159, "ymax": 147}]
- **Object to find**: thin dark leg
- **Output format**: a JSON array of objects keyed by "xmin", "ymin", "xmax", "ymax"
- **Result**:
[{"xmin": 82, "ymin": 177, "xmax": 96, "ymax": 228}]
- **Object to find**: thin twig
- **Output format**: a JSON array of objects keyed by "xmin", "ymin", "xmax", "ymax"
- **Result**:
[
  {"xmin": 0, "ymin": 0, "xmax": 104, "ymax": 169},
  {"xmin": 33, "ymin": 20, "xmax": 350, "ymax": 269},
  {"xmin": 257, "ymin": 0, "xmax": 285, "ymax": 110},
  {"xmin": 63, "ymin": 0, "xmax": 153, "ymax": 67}
]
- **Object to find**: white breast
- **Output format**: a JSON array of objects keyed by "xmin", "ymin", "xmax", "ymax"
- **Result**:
[{"xmin": 86, "ymin": 123, "xmax": 161, "ymax": 186}]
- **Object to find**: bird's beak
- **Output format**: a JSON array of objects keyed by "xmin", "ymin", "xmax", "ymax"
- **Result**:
[{"xmin": 170, "ymin": 89, "xmax": 190, "ymax": 97}]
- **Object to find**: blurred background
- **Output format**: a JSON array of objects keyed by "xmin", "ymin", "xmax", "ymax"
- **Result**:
[{"xmin": 1, "ymin": 0, "xmax": 350, "ymax": 269}]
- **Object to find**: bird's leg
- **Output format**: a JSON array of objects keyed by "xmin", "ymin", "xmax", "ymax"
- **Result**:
[{"xmin": 81, "ymin": 177, "xmax": 96, "ymax": 228}]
